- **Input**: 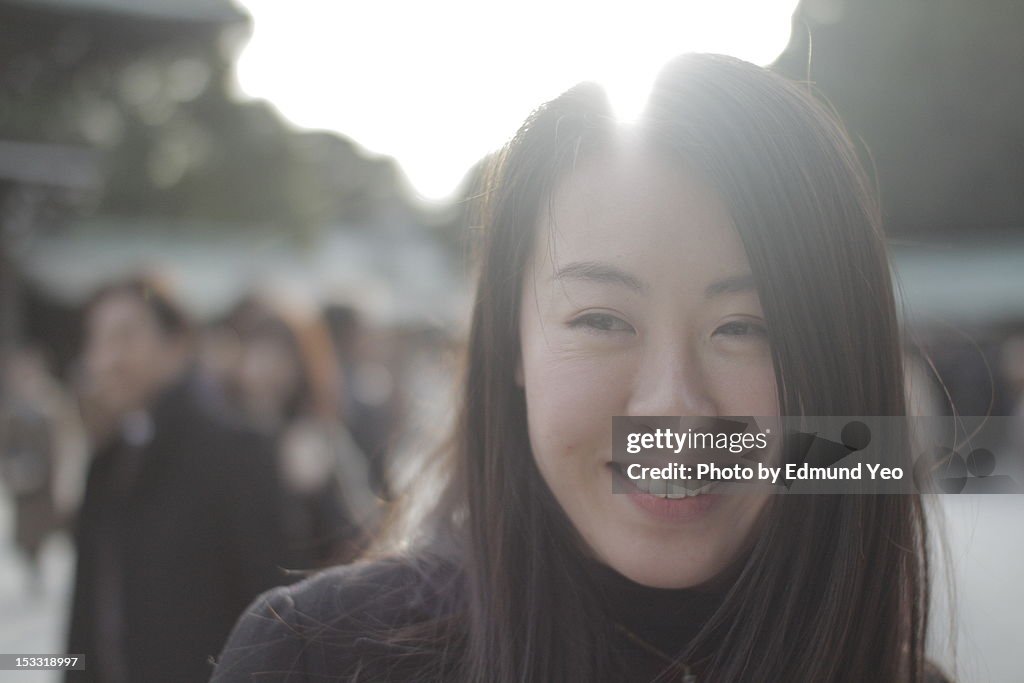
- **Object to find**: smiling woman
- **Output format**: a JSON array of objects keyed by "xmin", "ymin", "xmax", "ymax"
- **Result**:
[
  {"xmin": 211, "ymin": 54, "xmax": 943, "ymax": 683},
  {"xmin": 517, "ymin": 139, "xmax": 777, "ymax": 589}
]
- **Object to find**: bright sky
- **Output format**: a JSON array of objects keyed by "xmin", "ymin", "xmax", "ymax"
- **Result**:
[{"xmin": 233, "ymin": 1, "xmax": 800, "ymax": 202}]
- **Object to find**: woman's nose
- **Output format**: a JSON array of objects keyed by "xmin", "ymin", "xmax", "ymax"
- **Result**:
[{"xmin": 626, "ymin": 341, "xmax": 716, "ymax": 418}]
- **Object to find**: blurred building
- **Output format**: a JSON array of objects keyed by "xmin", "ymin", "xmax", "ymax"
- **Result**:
[
  {"xmin": 20, "ymin": 216, "xmax": 468, "ymax": 329},
  {"xmin": 776, "ymin": 0, "xmax": 1024, "ymax": 419}
]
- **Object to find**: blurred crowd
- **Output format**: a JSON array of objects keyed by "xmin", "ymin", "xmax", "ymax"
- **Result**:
[
  {"xmin": 0, "ymin": 272, "xmax": 453, "ymax": 681},
  {"xmin": 0, "ymin": 271, "xmax": 1023, "ymax": 680}
]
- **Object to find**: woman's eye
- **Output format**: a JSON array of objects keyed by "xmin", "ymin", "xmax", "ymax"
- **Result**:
[
  {"xmin": 713, "ymin": 320, "xmax": 767, "ymax": 338},
  {"xmin": 568, "ymin": 312, "xmax": 635, "ymax": 334}
]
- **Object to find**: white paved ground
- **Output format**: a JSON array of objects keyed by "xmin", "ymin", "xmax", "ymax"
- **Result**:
[
  {"xmin": 0, "ymin": 493, "xmax": 70, "ymax": 683},
  {"xmin": 929, "ymin": 495, "xmax": 1024, "ymax": 683}
]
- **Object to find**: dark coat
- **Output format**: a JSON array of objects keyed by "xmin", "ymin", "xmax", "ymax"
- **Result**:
[
  {"xmin": 210, "ymin": 557, "xmax": 456, "ymax": 683},
  {"xmin": 66, "ymin": 371, "xmax": 294, "ymax": 683},
  {"xmin": 211, "ymin": 554, "xmax": 957, "ymax": 683}
]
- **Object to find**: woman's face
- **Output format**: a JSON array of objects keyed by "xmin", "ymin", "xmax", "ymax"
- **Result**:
[
  {"xmin": 518, "ymin": 143, "xmax": 778, "ymax": 588},
  {"xmin": 237, "ymin": 334, "xmax": 302, "ymax": 424}
]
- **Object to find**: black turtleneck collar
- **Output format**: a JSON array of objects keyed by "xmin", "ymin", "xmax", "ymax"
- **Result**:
[{"xmin": 581, "ymin": 554, "xmax": 727, "ymax": 668}]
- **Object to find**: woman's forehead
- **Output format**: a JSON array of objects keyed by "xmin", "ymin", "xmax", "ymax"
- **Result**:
[{"xmin": 532, "ymin": 148, "xmax": 750, "ymax": 283}]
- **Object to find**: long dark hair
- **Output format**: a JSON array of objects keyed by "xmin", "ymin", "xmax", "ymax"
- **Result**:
[{"xmin": 376, "ymin": 53, "xmax": 930, "ymax": 682}]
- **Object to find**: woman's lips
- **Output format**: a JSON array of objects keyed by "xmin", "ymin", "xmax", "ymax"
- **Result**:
[{"xmin": 608, "ymin": 462, "xmax": 720, "ymax": 521}]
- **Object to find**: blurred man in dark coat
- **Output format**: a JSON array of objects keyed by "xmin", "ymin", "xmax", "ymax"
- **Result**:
[{"xmin": 66, "ymin": 277, "xmax": 292, "ymax": 683}]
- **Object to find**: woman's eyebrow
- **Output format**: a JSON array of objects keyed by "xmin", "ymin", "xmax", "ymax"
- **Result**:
[
  {"xmin": 705, "ymin": 273, "xmax": 756, "ymax": 298},
  {"xmin": 551, "ymin": 261, "xmax": 648, "ymax": 293}
]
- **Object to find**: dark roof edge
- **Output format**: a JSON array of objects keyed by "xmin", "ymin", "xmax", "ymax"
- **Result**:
[{"xmin": 2, "ymin": 0, "xmax": 249, "ymax": 26}]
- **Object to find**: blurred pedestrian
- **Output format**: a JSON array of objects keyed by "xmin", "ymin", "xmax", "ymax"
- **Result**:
[
  {"xmin": 1001, "ymin": 331, "xmax": 1024, "ymax": 457},
  {"xmin": 324, "ymin": 303, "xmax": 400, "ymax": 499},
  {"xmin": 65, "ymin": 275, "xmax": 292, "ymax": 683},
  {"xmin": 0, "ymin": 347, "xmax": 86, "ymax": 592},
  {"xmin": 226, "ymin": 294, "xmax": 380, "ymax": 569}
]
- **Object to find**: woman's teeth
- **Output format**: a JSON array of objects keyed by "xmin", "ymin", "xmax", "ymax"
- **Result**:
[{"xmin": 633, "ymin": 478, "xmax": 715, "ymax": 498}]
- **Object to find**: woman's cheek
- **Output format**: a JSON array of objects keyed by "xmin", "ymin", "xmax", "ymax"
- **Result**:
[
  {"xmin": 705, "ymin": 356, "xmax": 778, "ymax": 416},
  {"xmin": 525, "ymin": 348, "xmax": 632, "ymax": 463}
]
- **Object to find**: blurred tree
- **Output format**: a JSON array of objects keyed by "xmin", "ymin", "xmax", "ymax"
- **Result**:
[
  {"xmin": 775, "ymin": 0, "xmax": 1024, "ymax": 238},
  {"xmin": 0, "ymin": 0, "xmax": 427, "ymax": 238}
]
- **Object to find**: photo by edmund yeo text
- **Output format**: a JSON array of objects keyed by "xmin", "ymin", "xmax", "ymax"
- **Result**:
[{"xmin": 611, "ymin": 416, "xmax": 1023, "ymax": 494}]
